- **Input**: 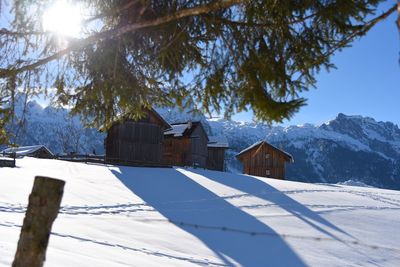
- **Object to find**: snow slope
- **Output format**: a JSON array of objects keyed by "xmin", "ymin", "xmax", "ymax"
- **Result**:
[{"xmin": 1, "ymin": 158, "xmax": 400, "ymax": 266}]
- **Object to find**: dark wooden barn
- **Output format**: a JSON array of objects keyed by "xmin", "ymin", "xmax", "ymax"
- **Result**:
[
  {"xmin": 0, "ymin": 157, "xmax": 15, "ymax": 167},
  {"xmin": 163, "ymin": 121, "xmax": 209, "ymax": 168},
  {"xmin": 105, "ymin": 108, "xmax": 171, "ymax": 165},
  {"xmin": 206, "ymin": 136, "xmax": 229, "ymax": 171},
  {"xmin": 236, "ymin": 141, "xmax": 293, "ymax": 179},
  {"xmin": 1, "ymin": 145, "xmax": 54, "ymax": 159}
]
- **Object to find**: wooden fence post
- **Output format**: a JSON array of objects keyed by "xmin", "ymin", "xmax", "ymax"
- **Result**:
[
  {"xmin": 12, "ymin": 176, "xmax": 65, "ymax": 267},
  {"xmin": 12, "ymin": 152, "xmax": 16, "ymax": 167}
]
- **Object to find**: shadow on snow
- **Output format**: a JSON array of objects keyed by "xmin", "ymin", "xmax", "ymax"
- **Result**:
[
  {"xmin": 112, "ymin": 167, "xmax": 310, "ymax": 266},
  {"xmin": 189, "ymin": 169, "xmax": 353, "ymax": 241}
]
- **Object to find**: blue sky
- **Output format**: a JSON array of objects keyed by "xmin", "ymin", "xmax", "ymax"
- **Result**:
[{"xmin": 233, "ymin": 1, "xmax": 400, "ymax": 126}]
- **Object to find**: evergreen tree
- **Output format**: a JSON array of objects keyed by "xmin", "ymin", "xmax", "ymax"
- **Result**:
[{"xmin": 0, "ymin": 0, "xmax": 398, "ymax": 142}]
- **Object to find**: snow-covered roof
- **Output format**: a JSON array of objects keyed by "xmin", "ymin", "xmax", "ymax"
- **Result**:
[
  {"xmin": 1, "ymin": 145, "xmax": 54, "ymax": 156},
  {"xmin": 0, "ymin": 156, "xmax": 14, "ymax": 161},
  {"xmin": 164, "ymin": 122, "xmax": 207, "ymax": 140},
  {"xmin": 208, "ymin": 136, "xmax": 229, "ymax": 148},
  {"xmin": 236, "ymin": 140, "xmax": 293, "ymax": 162},
  {"xmin": 101, "ymin": 108, "xmax": 171, "ymax": 132},
  {"xmin": 237, "ymin": 140, "xmax": 264, "ymax": 156},
  {"xmin": 164, "ymin": 123, "xmax": 190, "ymax": 137}
]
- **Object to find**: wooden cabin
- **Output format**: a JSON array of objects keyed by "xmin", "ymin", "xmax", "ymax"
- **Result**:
[
  {"xmin": 0, "ymin": 157, "xmax": 15, "ymax": 167},
  {"xmin": 163, "ymin": 121, "xmax": 209, "ymax": 168},
  {"xmin": 206, "ymin": 136, "xmax": 229, "ymax": 171},
  {"xmin": 1, "ymin": 145, "xmax": 54, "ymax": 159},
  {"xmin": 105, "ymin": 108, "xmax": 171, "ymax": 165},
  {"xmin": 236, "ymin": 141, "xmax": 293, "ymax": 179}
]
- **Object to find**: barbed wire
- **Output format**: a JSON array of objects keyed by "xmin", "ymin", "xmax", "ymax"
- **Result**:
[
  {"xmin": 166, "ymin": 219, "xmax": 400, "ymax": 253},
  {"xmin": 1, "ymin": 215, "xmax": 399, "ymax": 255},
  {"xmin": 1, "ymin": 183, "xmax": 400, "ymax": 255}
]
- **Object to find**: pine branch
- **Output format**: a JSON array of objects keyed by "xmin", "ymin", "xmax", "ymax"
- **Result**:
[
  {"xmin": 83, "ymin": 0, "xmax": 141, "ymax": 24},
  {"xmin": 0, "ymin": 28, "xmax": 48, "ymax": 36},
  {"xmin": 323, "ymin": 3, "xmax": 398, "ymax": 59},
  {"xmin": 397, "ymin": 1, "xmax": 400, "ymax": 31},
  {"xmin": 202, "ymin": 10, "xmax": 318, "ymax": 28},
  {"xmin": 203, "ymin": 15, "xmax": 273, "ymax": 28},
  {"xmin": 0, "ymin": 0, "xmax": 243, "ymax": 78}
]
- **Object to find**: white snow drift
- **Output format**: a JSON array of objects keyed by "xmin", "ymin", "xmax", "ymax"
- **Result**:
[{"xmin": 1, "ymin": 158, "xmax": 400, "ymax": 266}]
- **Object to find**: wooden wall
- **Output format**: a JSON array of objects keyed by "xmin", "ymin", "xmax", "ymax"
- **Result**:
[
  {"xmin": 163, "ymin": 124, "xmax": 208, "ymax": 168},
  {"xmin": 238, "ymin": 144, "xmax": 288, "ymax": 179},
  {"xmin": 190, "ymin": 125, "xmax": 208, "ymax": 168},
  {"xmin": 32, "ymin": 148, "xmax": 54, "ymax": 159},
  {"xmin": 105, "ymin": 122, "xmax": 164, "ymax": 164},
  {"xmin": 0, "ymin": 158, "xmax": 15, "ymax": 167},
  {"xmin": 206, "ymin": 147, "xmax": 226, "ymax": 171},
  {"xmin": 163, "ymin": 137, "xmax": 192, "ymax": 166},
  {"xmin": 139, "ymin": 110, "xmax": 169, "ymax": 129}
]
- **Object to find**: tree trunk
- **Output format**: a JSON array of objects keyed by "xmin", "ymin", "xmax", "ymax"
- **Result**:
[{"xmin": 12, "ymin": 176, "xmax": 65, "ymax": 267}]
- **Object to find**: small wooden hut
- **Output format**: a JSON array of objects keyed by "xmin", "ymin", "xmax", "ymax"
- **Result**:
[
  {"xmin": 105, "ymin": 108, "xmax": 171, "ymax": 165},
  {"xmin": 1, "ymin": 145, "xmax": 54, "ymax": 159},
  {"xmin": 163, "ymin": 121, "xmax": 209, "ymax": 168},
  {"xmin": 0, "ymin": 157, "xmax": 15, "ymax": 167},
  {"xmin": 206, "ymin": 136, "xmax": 229, "ymax": 171},
  {"xmin": 236, "ymin": 141, "xmax": 293, "ymax": 179}
]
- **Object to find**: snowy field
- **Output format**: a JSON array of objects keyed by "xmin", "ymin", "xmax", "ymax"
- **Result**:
[{"xmin": 1, "ymin": 158, "xmax": 400, "ymax": 267}]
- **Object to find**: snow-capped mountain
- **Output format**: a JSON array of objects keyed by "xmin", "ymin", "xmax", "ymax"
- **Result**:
[
  {"xmin": 5, "ymin": 95, "xmax": 105, "ymax": 155},
  {"xmin": 5, "ymin": 97, "xmax": 400, "ymax": 190},
  {"xmin": 207, "ymin": 114, "xmax": 400, "ymax": 190},
  {"xmin": 276, "ymin": 114, "xmax": 400, "ymax": 189}
]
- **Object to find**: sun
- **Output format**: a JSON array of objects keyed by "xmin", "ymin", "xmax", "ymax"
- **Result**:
[{"xmin": 43, "ymin": 0, "xmax": 83, "ymax": 37}]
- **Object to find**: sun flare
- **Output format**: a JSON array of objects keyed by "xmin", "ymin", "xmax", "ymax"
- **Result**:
[{"xmin": 43, "ymin": 0, "xmax": 83, "ymax": 37}]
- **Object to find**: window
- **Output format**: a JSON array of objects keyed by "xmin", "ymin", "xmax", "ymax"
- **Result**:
[
  {"xmin": 266, "ymin": 170, "xmax": 271, "ymax": 176},
  {"xmin": 265, "ymin": 154, "xmax": 270, "ymax": 159}
]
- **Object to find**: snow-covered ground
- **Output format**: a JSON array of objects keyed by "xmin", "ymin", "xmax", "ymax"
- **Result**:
[{"xmin": 1, "ymin": 158, "xmax": 400, "ymax": 267}]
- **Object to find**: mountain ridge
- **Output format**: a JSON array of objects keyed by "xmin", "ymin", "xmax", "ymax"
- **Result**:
[{"xmin": 4, "ymin": 98, "xmax": 400, "ymax": 190}]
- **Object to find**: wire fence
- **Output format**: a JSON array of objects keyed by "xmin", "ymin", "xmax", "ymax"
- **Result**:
[
  {"xmin": 56, "ymin": 154, "xmax": 172, "ymax": 168},
  {"xmin": 165, "ymin": 219, "xmax": 400, "ymax": 253},
  {"xmin": 3, "ymin": 215, "xmax": 398, "ymax": 254}
]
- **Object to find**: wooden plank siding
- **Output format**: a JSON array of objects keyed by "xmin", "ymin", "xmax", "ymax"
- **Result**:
[
  {"xmin": 236, "ymin": 142, "xmax": 292, "ymax": 180},
  {"xmin": 106, "ymin": 122, "xmax": 164, "ymax": 164},
  {"xmin": 105, "ymin": 109, "xmax": 170, "ymax": 165},
  {"xmin": 163, "ymin": 137, "xmax": 192, "ymax": 167},
  {"xmin": 163, "ymin": 122, "xmax": 209, "ymax": 168},
  {"xmin": 30, "ymin": 147, "xmax": 54, "ymax": 159},
  {"xmin": 0, "ymin": 158, "xmax": 16, "ymax": 167},
  {"xmin": 190, "ymin": 124, "xmax": 208, "ymax": 167},
  {"xmin": 206, "ymin": 147, "xmax": 226, "ymax": 171}
]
